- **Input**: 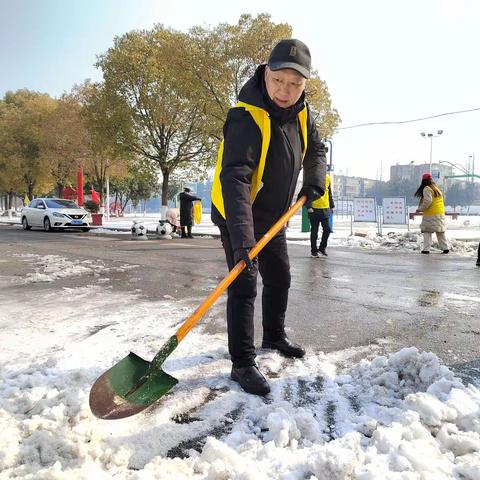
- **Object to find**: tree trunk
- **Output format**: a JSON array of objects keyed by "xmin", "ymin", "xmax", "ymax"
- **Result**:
[
  {"xmin": 98, "ymin": 179, "xmax": 104, "ymax": 205},
  {"xmin": 56, "ymin": 183, "xmax": 63, "ymax": 198},
  {"xmin": 161, "ymin": 169, "xmax": 170, "ymax": 206}
]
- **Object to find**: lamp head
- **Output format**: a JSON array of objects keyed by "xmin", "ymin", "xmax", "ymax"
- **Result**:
[
  {"xmin": 437, "ymin": 130, "xmax": 443, "ymax": 135},
  {"xmin": 420, "ymin": 132, "xmax": 426, "ymax": 137}
]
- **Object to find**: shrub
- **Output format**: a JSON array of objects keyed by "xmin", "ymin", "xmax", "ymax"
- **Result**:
[{"xmin": 83, "ymin": 200, "xmax": 100, "ymax": 213}]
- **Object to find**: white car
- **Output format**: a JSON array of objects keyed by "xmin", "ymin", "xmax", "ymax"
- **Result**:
[{"xmin": 21, "ymin": 198, "xmax": 92, "ymax": 232}]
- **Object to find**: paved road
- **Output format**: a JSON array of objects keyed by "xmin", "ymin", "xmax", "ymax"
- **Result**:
[{"xmin": 1, "ymin": 224, "xmax": 479, "ymax": 382}]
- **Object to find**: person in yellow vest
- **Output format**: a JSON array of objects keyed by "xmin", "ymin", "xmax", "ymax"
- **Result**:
[
  {"xmin": 415, "ymin": 173, "xmax": 449, "ymax": 254},
  {"xmin": 307, "ymin": 174, "xmax": 335, "ymax": 257},
  {"xmin": 211, "ymin": 39, "xmax": 327, "ymax": 396}
]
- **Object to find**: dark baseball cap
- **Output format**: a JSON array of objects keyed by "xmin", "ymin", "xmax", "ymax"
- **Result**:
[{"xmin": 268, "ymin": 39, "xmax": 311, "ymax": 79}]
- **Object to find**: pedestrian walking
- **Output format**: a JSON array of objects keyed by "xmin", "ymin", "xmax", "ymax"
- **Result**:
[
  {"xmin": 415, "ymin": 173, "xmax": 449, "ymax": 254},
  {"xmin": 211, "ymin": 38, "xmax": 327, "ymax": 396},
  {"xmin": 179, "ymin": 187, "xmax": 201, "ymax": 238},
  {"xmin": 476, "ymin": 242, "xmax": 480, "ymax": 266},
  {"xmin": 307, "ymin": 173, "xmax": 334, "ymax": 257}
]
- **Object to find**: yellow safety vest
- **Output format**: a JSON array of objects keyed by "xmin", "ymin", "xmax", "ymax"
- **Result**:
[
  {"xmin": 211, "ymin": 101, "xmax": 308, "ymax": 219},
  {"xmin": 423, "ymin": 186, "xmax": 445, "ymax": 215},
  {"xmin": 193, "ymin": 201, "xmax": 202, "ymax": 225},
  {"xmin": 311, "ymin": 174, "xmax": 331, "ymax": 209}
]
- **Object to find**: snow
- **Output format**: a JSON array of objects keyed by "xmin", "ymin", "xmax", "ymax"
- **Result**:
[
  {"xmin": 1, "ymin": 211, "xmax": 479, "ymax": 258},
  {"xmin": 1, "ymin": 254, "xmax": 479, "ymax": 479}
]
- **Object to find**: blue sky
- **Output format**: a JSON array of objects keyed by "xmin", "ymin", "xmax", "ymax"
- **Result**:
[
  {"xmin": 2, "ymin": 0, "xmax": 479, "ymax": 180},
  {"xmin": 0, "ymin": 0, "xmax": 155, "ymax": 95}
]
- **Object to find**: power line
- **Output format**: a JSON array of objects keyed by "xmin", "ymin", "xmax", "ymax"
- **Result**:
[{"xmin": 336, "ymin": 107, "xmax": 480, "ymax": 131}]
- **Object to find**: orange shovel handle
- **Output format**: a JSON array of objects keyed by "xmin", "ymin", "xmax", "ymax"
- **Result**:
[{"xmin": 176, "ymin": 196, "xmax": 307, "ymax": 341}]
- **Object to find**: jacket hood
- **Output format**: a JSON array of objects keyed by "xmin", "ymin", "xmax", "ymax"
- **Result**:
[{"xmin": 238, "ymin": 64, "xmax": 306, "ymax": 124}]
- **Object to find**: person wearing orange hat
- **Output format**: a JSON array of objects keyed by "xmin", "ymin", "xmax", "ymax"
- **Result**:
[{"xmin": 414, "ymin": 172, "xmax": 449, "ymax": 254}]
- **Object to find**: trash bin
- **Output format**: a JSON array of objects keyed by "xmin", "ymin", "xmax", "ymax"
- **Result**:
[{"xmin": 301, "ymin": 206, "xmax": 310, "ymax": 233}]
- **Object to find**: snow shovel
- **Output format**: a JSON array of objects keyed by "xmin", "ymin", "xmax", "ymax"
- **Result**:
[{"xmin": 89, "ymin": 196, "xmax": 307, "ymax": 420}]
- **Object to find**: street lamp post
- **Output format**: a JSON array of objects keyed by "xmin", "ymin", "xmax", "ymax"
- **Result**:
[{"xmin": 420, "ymin": 130, "xmax": 443, "ymax": 174}]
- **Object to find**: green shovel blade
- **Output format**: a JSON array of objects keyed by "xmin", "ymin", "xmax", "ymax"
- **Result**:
[{"xmin": 89, "ymin": 351, "xmax": 178, "ymax": 420}]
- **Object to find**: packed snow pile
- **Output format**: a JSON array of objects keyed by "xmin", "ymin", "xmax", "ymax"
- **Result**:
[
  {"xmin": 1, "ymin": 269, "xmax": 479, "ymax": 479},
  {"xmin": 317, "ymin": 231, "xmax": 478, "ymax": 256}
]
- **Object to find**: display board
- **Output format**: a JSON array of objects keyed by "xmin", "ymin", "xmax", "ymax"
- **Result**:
[
  {"xmin": 383, "ymin": 197, "xmax": 407, "ymax": 224},
  {"xmin": 353, "ymin": 197, "xmax": 377, "ymax": 222}
]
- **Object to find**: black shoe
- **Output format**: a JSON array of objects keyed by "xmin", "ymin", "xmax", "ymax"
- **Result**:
[
  {"xmin": 187, "ymin": 235, "xmax": 194, "ymax": 239},
  {"xmin": 231, "ymin": 365, "xmax": 270, "ymax": 396},
  {"xmin": 262, "ymin": 337, "xmax": 306, "ymax": 358},
  {"xmin": 421, "ymin": 250, "xmax": 430, "ymax": 254},
  {"xmin": 442, "ymin": 250, "xmax": 449, "ymax": 254},
  {"xmin": 311, "ymin": 252, "xmax": 319, "ymax": 258},
  {"xmin": 318, "ymin": 249, "xmax": 328, "ymax": 256}
]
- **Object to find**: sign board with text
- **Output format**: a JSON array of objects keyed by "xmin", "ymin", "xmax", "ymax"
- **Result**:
[
  {"xmin": 383, "ymin": 197, "xmax": 407, "ymax": 224},
  {"xmin": 353, "ymin": 197, "xmax": 377, "ymax": 222}
]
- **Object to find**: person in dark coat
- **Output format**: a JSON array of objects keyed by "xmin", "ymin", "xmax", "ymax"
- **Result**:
[
  {"xmin": 307, "ymin": 173, "xmax": 334, "ymax": 257},
  {"xmin": 179, "ymin": 188, "xmax": 201, "ymax": 238},
  {"xmin": 211, "ymin": 39, "xmax": 327, "ymax": 396},
  {"xmin": 476, "ymin": 242, "xmax": 480, "ymax": 267}
]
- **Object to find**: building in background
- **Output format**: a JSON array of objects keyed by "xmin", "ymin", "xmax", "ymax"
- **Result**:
[
  {"xmin": 331, "ymin": 175, "xmax": 380, "ymax": 198},
  {"xmin": 390, "ymin": 162, "xmax": 454, "ymax": 183}
]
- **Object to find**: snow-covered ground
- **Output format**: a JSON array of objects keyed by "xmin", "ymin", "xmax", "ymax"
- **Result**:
[{"xmin": 1, "ymin": 253, "xmax": 479, "ymax": 479}]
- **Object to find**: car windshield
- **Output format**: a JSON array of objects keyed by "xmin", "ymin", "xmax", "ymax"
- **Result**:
[{"xmin": 45, "ymin": 199, "xmax": 80, "ymax": 209}]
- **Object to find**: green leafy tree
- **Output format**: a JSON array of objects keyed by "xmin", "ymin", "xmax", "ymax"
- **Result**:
[
  {"xmin": 0, "ymin": 90, "xmax": 56, "ymax": 199},
  {"xmin": 70, "ymin": 81, "xmax": 131, "ymax": 204},
  {"xmin": 109, "ymin": 158, "xmax": 159, "ymax": 213},
  {"xmin": 446, "ymin": 182, "xmax": 480, "ymax": 209},
  {"xmin": 97, "ymin": 14, "xmax": 341, "ymax": 207},
  {"xmin": 40, "ymin": 95, "xmax": 93, "ymax": 196},
  {"xmin": 366, "ymin": 178, "xmax": 420, "ymax": 206},
  {"xmin": 185, "ymin": 14, "xmax": 340, "ymax": 138},
  {"xmin": 97, "ymin": 27, "xmax": 215, "ymax": 206}
]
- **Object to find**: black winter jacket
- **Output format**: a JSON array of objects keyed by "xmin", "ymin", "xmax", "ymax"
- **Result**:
[
  {"xmin": 211, "ymin": 65, "xmax": 327, "ymax": 251},
  {"xmin": 179, "ymin": 192, "xmax": 200, "ymax": 226}
]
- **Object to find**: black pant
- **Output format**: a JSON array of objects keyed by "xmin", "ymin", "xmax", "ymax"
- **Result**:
[
  {"xmin": 478, "ymin": 242, "xmax": 480, "ymax": 259},
  {"xmin": 218, "ymin": 226, "xmax": 291, "ymax": 367},
  {"xmin": 181, "ymin": 226, "xmax": 192, "ymax": 238},
  {"xmin": 308, "ymin": 210, "xmax": 331, "ymax": 254}
]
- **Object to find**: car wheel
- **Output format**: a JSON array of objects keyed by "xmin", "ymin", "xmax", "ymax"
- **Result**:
[
  {"xmin": 43, "ymin": 217, "xmax": 52, "ymax": 232},
  {"xmin": 22, "ymin": 216, "xmax": 32, "ymax": 230},
  {"xmin": 82, "ymin": 228, "xmax": 91, "ymax": 232}
]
